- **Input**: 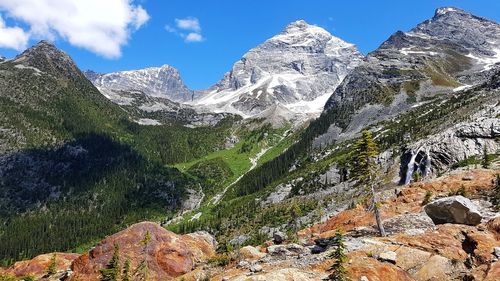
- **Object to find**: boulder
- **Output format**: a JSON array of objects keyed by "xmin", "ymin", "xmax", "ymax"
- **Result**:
[
  {"xmin": 378, "ymin": 251, "xmax": 397, "ymax": 264},
  {"xmin": 273, "ymin": 231, "xmax": 287, "ymax": 244},
  {"xmin": 267, "ymin": 244, "xmax": 307, "ymax": 257},
  {"xmin": 70, "ymin": 222, "xmax": 215, "ymax": 281},
  {"xmin": 250, "ymin": 264, "xmax": 263, "ymax": 273},
  {"xmin": 239, "ymin": 246, "xmax": 266, "ymax": 260},
  {"xmin": 424, "ymin": 196, "xmax": 483, "ymax": 225}
]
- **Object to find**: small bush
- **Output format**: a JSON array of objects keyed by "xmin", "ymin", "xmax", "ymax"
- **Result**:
[
  {"xmin": 449, "ymin": 185, "xmax": 469, "ymax": 198},
  {"xmin": 207, "ymin": 253, "xmax": 232, "ymax": 267},
  {"xmin": 422, "ymin": 190, "xmax": 433, "ymax": 205}
]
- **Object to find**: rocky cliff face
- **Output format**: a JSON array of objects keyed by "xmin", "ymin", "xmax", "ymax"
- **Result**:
[
  {"xmin": 321, "ymin": 7, "xmax": 500, "ymax": 142},
  {"xmin": 85, "ymin": 65, "xmax": 194, "ymax": 102},
  {"xmin": 193, "ymin": 20, "xmax": 363, "ymax": 122},
  {"xmin": 400, "ymin": 115, "xmax": 500, "ymax": 184}
]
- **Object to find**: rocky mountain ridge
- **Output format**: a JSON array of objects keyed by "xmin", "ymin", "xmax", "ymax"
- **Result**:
[{"xmin": 321, "ymin": 7, "xmax": 500, "ymax": 142}]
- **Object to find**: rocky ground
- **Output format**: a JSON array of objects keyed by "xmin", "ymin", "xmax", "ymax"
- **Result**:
[{"xmin": 1, "ymin": 169, "xmax": 499, "ymax": 281}]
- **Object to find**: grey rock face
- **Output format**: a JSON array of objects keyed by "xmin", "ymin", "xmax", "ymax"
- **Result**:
[
  {"xmin": 85, "ymin": 65, "xmax": 193, "ymax": 102},
  {"xmin": 321, "ymin": 7, "xmax": 500, "ymax": 144},
  {"xmin": 194, "ymin": 20, "xmax": 362, "ymax": 121},
  {"xmin": 424, "ymin": 196, "xmax": 483, "ymax": 225},
  {"xmin": 400, "ymin": 115, "xmax": 500, "ymax": 184}
]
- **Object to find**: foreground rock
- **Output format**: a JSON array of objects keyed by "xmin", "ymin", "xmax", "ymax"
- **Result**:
[
  {"xmin": 1, "ymin": 253, "xmax": 80, "ymax": 279},
  {"xmin": 424, "ymin": 196, "xmax": 483, "ymax": 225},
  {"xmin": 70, "ymin": 222, "xmax": 215, "ymax": 281}
]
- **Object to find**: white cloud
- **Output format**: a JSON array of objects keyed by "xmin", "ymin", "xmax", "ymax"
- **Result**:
[
  {"xmin": 0, "ymin": 0, "xmax": 150, "ymax": 58},
  {"xmin": 0, "ymin": 15, "xmax": 28, "ymax": 50},
  {"xmin": 185, "ymin": 32, "xmax": 203, "ymax": 42},
  {"xmin": 175, "ymin": 17, "xmax": 201, "ymax": 32},
  {"xmin": 165, "ymin": 25, "xmax": 176, "ymax": 33},
  {"xmin": 166, "ymin": 17, "xmax": 204, "ymax": 43}
]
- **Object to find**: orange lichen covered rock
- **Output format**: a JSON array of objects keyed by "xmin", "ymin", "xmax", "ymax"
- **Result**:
[
  {"xmin": 300, "ymin": 170, "xmax": 498, "ymax": 240},
  {"xmin": 2, "ymin": 253, "xmax": 79, "ymax": 279},
  {"xmin": 486, "ymin": 216, "xmax": 500, "ymax": 240},
  {"xmin": 70, "ymin": 222, "xmax": 215, "ymax": 281},
  {"xmin": 347, "ymin": 255, "xmax": 414, "ymax": 281},
  {"xmin": 483, "ymin": 261, "xmax": 500, "ymax": 281}
]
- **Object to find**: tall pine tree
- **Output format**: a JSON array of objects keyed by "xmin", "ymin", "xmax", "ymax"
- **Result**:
[{"xmin": 350, "ymin": 130, "xmax": 386, "ymax": 237}]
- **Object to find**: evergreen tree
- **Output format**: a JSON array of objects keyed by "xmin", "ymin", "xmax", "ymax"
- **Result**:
[
  {"xmin": 122, "ymin": 258, "xmax": 131, "ymax": 281},
  {"xmin": 350, "ymin": 130, "xmax": 386, "ymax": 237},
  {"xmin": 482, "ymin": 146, "xmax": 491, "ymax": 169},
  {"xmin": 100, "ymin": 244, "xmax": 121, "ymax": 281},
  {"xmin": 325, "ymin": 230, "xmax": 351, "ymax": 281},
  {"xmin": 492, "ymin": 174, "xmax": 500, "ymax": 210},
  {"xmin": 136, "ymin": 231, "xmax": 151, "ymax": 281},
  {"xmin": 46, "ymin": 253, "xmax": 57, "ymax": 275}
]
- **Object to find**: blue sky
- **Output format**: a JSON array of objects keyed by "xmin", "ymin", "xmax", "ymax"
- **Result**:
[{"xmin": 0, "ymin": 0, "xmax": 499, "ymax": 89}]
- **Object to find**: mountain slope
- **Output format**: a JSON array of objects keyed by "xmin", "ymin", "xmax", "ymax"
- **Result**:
[
  {"xmin": 192, "ymin": 20, "xmax": 363, "ymax": 122},
  {"xmin": 320, "ymin": 7, "xmax": 500, "ymax": 142},
  {"xmin": 0, "ymin": 41, "xmax": 235, "ymax": 264}
]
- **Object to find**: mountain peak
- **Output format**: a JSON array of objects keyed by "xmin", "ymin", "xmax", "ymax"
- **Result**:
[
  {"xmin": 281, "ymin": 20, "xmax": 330, "ymax": 37},
  {"xmin": 285, "ymin": 20, "xmax": 309, "ymax": 29},
  {"xmin": 21, "ymin": 40, "xmax": 65, "ymax": 58},
  {"xmin": 13, "ymin": 40, "xmax": 81, "ymax": 78},
  {"xmin": 434, "ymin": 7, "xmax": 467, "ymax": 17}
]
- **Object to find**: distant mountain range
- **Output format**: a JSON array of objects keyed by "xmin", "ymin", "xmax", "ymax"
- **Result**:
[{"xmin": 85, "ymin": 20, "xmax": 363, "ymax": 125}]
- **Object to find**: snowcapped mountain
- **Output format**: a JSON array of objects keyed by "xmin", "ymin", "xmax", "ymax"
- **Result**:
[
  {"xmin": 85, "ymin": 65, "xmax": 194, "ymax": 102},
  {"xmin": 191, "ymin": 20, "xmax": 363, "ymax": 121}
]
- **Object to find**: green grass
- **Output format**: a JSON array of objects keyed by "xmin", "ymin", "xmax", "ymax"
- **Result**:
[
  {"xmin": 174, "ymin": 124, "xmax": 293, "ymax": 192},
  {"xmin": 175, "ymin": 140, "xmax": 253, "ymax": 181}
]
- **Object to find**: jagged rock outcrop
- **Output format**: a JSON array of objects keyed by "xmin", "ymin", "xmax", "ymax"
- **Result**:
[
  {"xmin": 424, "ymin": 196, "xmax": 483, "ymax": 225},
  {"xmin": 85, "ymin": 65, "xmax": 194, "ymax": 102},
  {"xmin": 193, "ymin": 20, "xmax": 362, "ymax": 122},
  {"xmin": 70, "ymin": 222, "xmax": 216, "ymax": 281}
]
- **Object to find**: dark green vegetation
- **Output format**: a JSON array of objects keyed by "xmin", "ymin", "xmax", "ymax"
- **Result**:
[
  {"xmin": 325, "ymin": 230, "xmax": 351, "ymax": 281},
  {"xmin": 0, "ymin": 43, "xmax": 235, "ymax": 265},
  {"xmin": 492, "ymin": 174, "xmax": 500, "ymax": 210},
  {"xmin": 100, "ymin": 244, "xmax": 121, "ymax": 281}
]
